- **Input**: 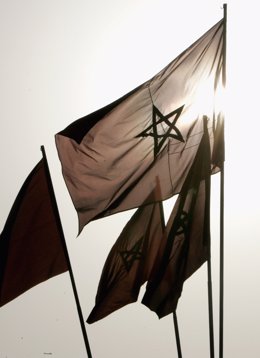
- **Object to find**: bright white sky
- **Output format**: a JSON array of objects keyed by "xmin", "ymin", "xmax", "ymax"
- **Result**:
[{"xmin": 0, "ymin": 0, "xmax": 259, "ymax": 357}]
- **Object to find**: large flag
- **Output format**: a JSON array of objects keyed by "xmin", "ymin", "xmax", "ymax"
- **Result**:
[
  {"xmin": 87, "ymin": 199, "xmax": 164, "ymax": 324},
  {"xmin": 142, "ymin": 117, "xmax": 211, "ymax": 318},
  {"xmin": 0, "ymin": 159, "xmax": 68, "ymax": 306},
  {"xmin": 55, "ymin": 19, "xmax": 224, "ymax": 233}
]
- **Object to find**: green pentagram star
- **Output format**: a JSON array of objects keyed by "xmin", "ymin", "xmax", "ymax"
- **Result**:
[
  {"xmin": 137, "ymin": 104, "xmax": 185, "ymax": 158},
  {"xmin": 120, "ymin": 237, "xmax": 144, "ymax": 272}
]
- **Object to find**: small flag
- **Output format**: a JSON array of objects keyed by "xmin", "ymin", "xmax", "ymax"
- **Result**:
[
  {"xmin": 0, "ymin": 159, "xmax": 68, "ymax": 306},
  {"xmin": 87, "ymin": 200, "xmax": 164, "ymax": 323}
]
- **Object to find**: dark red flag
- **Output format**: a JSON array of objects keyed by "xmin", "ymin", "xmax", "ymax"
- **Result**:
[
  {"xmin": 55, "ymin": 20, "xmax": 224, "ymax": 233},
  {"xmin": 142, "ymin": 117, "xmax": 211, "ymax": 318},
  {"xmin": 0, "ymin": 159, "xmax": 68, "ymax": 306},
  {"xmin": 87, "ymin": 200, "xmax": 164, "ymax": 323}
]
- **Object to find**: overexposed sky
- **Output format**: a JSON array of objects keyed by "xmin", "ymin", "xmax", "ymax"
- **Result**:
[{"xmin": 0, "ymin": 0, "xmax": 259, "ymax": 357}]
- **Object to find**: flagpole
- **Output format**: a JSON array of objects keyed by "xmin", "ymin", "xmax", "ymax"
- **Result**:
[
  {"xmin": 159, "ymin": 198, "xmax": 183, "ymax": 358},
  {"xmin": 219, "ymin": 4, "xmax": 227, "ymax": 358},
  {"xmin": 41, "ymin": 145, "xmax": 93, "ymax": 358},
  {"xmin": 203, "ymin": 113, "xmax": 215, "ymax": 358},
  {"xmin": 156, "ymin": 177, "xmax": 182, "ymax": 358},
  {"xmin": 173, "ymin": 312, "xmax": 182, "ymax": 358},
  {"xmin": 207, "ymin": 254, "xmax": 215, "ymax": 358},
  {"xmin": 219, "ymin": 163, "xmax": 224, "ymax": 358}
]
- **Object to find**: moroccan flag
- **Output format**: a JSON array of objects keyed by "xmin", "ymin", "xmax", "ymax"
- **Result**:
[
  {"xmin": 55, "ymin": 19, "xmax": 224, "ymax": 233},
  {"xmin": 87, "ymin": 200, "xmax": 164, "ymax": 324},
  {"xmin": 0, "ymin": 159, "xmax": 68, "ymax": 306},
  {"xmin": 142, "ymin": 117, "xmax": 211, "ymax": 318}
]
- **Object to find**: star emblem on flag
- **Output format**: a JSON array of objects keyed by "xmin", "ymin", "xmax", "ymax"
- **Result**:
[
  {"xmin": 137, "ymin": 104, "xmax": 185, "ymax": 158},
  {"xmin": 120, "ymin": 237, "xmax": 144, "ymax": 272}
]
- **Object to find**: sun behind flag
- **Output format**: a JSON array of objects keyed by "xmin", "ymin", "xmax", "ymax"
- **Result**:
[
  {"xmin": 55, "ymin": 19, "xmax": 224, "ymax": 233},
  {"xmin": 0, "ymin": 159, "xmax": 68, "ymax": 306}
]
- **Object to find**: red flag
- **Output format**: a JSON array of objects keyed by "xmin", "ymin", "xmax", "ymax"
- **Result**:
[
  {"xmin": 87, "ymin": 200, "xmax": 164, "ymax": 323},
  {"xmin": 0, "ymin": 159, "xmax": 68, "ymax": 306},
  {"xmin": 55, "ymin": 20, "xmax": 224, "ymax": 233},
  {"xmin": 142, "ymin": 118, "xmax": 211, "ymax": 318}
]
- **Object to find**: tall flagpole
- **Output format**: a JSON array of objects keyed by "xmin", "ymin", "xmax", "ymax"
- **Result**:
[
  {"xmin": 173, "ymin": 311, "xmax": 182, "ymax": 358},
  {"xmin": 41, "ymin": 146, "xmax": 93, "ymax": 358},
  {"xmin": 204, "ymin": 114, "xmax": 215, "ymax": 358},
  {"xmin": 207, "ymin": 248, "xmax": 215, "ymax": 358},
  {"xmin": 219, "ymin": 4, "xmax": 227, "ymax": 358},
  {"xmin": 156, "ymin": 177, "xmax": 182, "ymax": 358}
]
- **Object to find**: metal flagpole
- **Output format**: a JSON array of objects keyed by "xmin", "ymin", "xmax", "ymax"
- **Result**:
[
  {"xmin": 160, "ymin": 208, "xmax": 182, "ymax": 358},
  {"xmin": 204, "ymin": 115, "xmax": 215, "ymax": 358},
  {"xmin": 41, "ymin": 145, "xmax": 93, "ymax": 358},
  {"xmin": 173, "ymin": 312, "xmax": 182, "ymax": 358},
  {"xmin": 219, "ymin": 4, "xmax": 227, "ymax": 358},
  {"xmin": 156, "ymin": 177, "xmax": 182, "ymax": 358},
  {"xmin": 207, "ymin": 250, "xmax": 215, "ymax": 358},
  {"xmin": 219, "ymin": 161, "xmax": 225, "ymax": 358}
]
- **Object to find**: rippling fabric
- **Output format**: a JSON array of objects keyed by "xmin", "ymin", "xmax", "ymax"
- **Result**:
[
  {"xmin": 0, "ymin": 160, "xmax": 68, "ymax": 306},
  {"xmin": 55, "ymin": 19, "xmax": 224, "ymax": 233}
]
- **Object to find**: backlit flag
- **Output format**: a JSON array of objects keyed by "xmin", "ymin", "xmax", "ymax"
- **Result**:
[
  {"xmin": 55, "ymin": 19, "xmax": 224, "ymax": 233},
  {"xmin": 87, "ymin": 200, "xmax": 164, "ymax": 324},
  {"xmin": 142, "ymin": 118, "xmax": 211, "ymax": 318},
  {"xmin": 0, "ymin": 159, "xmax": 68, "ymax": 306}
]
